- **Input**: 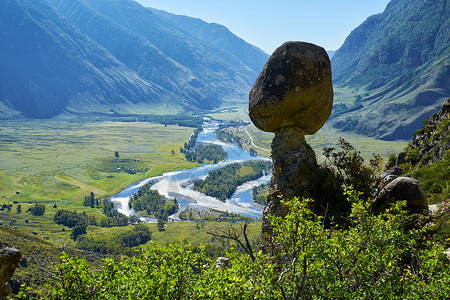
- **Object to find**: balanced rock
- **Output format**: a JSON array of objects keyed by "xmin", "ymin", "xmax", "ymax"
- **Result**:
[
  {"xmin": 249, "ymin": 42, "xmax": 333, "ymax": 251},
  {"xmin": 249, "ymin": 41, "xmax": 333, "ymax": 134},
  {"xmin": 373, "ymin": 177, "xmax": 428, "ymax": 214},
  {"xmin": 0, "ymin": 244, "xmax": 22, "ymax": 299}
]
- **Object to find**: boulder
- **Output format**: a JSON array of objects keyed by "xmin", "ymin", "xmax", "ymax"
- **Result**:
[
  {"xmin": 249, "ymin": 41, "xmax": 333, "ymax": 134},
  {"xmin": 0, "ymin": 244, "xmax": 22, "ymax": 299},
  {"xmin": 373, "ymin": 177, "xmax": 428, "ymax": 214},
  {"xmin": 380, "ymin": 166, "xmax": 403, "ymax": 184}
]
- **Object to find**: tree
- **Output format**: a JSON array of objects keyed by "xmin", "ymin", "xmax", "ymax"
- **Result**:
[
  {"xmin": 71, "ymin": 223, "xmax": 87, "ymax": 241},
  {"xmin": 29, "ymin": 204, "xmax": 45, "ymax": 216},
  {"xmin": 89, "ymin": 192, "xmax": 95, "ymax": 208},
  {"xmin": 16, "ymin": 204, "xmax": 21, "ymax": 214},
  {"xmin": 171, "ymin": 149, "xmax": 175, "ymax": 155},
  {"xmin": 157, "ymin": 217, "xmax": 165, "ymax": 231},
  {"xmin": 115, "ymin": 151, "xmax": 120, "ymax": 158}
]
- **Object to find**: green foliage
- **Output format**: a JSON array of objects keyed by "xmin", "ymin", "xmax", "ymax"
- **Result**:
[
  {"xmin": 323, "ymin": 137, "xmax": 383, "ymax": 201},
  {"xmin": 70, "ymin": 223, "xmax": 87, "ymax": 241},
  {"xmin": 75, "ymin": 224, "xmax": 152, "ymax": 255},
  {"xmin": 54, "ymin": 207, "xmax": 129, "ymax": 228},
  {"xmin": 35, "ymin": 190, "xmax": 450, "ymax": 299},
  {"xmin": 267, "ymin": 192, "xmax": 450, "ymax": 299},
  {"xmin": 178, "ymin": 207, "xmax": 253, "ymax": 222},
  {"xmin": 54, "ymin": 210, "xmax": 85, "ymax": 228},
  {"xmin": 411, "ymin": 151, "xmax": 450, "ymax": 204},
  {"xmin": 29, "ymin": 203, "xmax": 45, "ymax": 216},
  {"xmin": 83, "ymin": 192, "xmax": 96, "ymax": 208},
  {"xmin": 183, "ymin": 144, "xmax": 228, "ymax": 163},
  {"xmin": 193, "ymin": 160, "xmax": 271, "ymax": 201},
  {"xmin": 405, "ymin": 148, "xmax": 420, "ymax": 163},
  {"xmin": 215, "ymin": 129, "xmax": 242, "ymax": 148},
  {"xmin": 252, "ymin": 183, "xmax": 269, "ymax": 206},
  {"xmin": 183, "ymin": 126, "xmax": 203, "ymax": 151},
  {"xmin": 129, "ymin": 181, "xmax": 178, "ymax": 222}
]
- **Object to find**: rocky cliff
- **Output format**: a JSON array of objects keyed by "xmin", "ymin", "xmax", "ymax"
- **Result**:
[
  {"xmin": 395, "ymin": 98, "xmax": 450, "ymax": 167},
  {"xmin": 387, "ymin": 98, "xmax": 450, "ymax": 203}
]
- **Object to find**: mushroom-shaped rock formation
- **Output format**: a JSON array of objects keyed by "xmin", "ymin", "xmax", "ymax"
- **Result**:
[{"xmin": 249, "ymin": 42, "xmax": 333, "ymax": 250}]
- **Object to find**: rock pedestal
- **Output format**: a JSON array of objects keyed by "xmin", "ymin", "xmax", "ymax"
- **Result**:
[{"xmin": 262, "ymin": 126, "xmax": 319, "ymax": 236}]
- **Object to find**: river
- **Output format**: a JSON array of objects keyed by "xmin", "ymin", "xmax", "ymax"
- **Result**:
[{"xmin": 110, "ymin": 122, "xmax": 271, "ymax": 221}]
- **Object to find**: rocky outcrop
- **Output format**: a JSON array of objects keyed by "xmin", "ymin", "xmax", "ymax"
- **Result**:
[
  {"xmin": 0, "ymin": 243, "xmax": 22, "ymax": 300},
  {"xmin": 249, "ymin": 42, "xmax": 333, "ymax": 250},
  {"xmin": 373, "ymin": 177, "xmax": 428, "ymax": 214},
  {"xmin": 396, "ymin": 98, "xmax": 450, "ymax": 167}
]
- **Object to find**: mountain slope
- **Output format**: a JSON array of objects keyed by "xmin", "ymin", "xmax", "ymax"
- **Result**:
[
  {"xmin": 330, "ymin": 0, "xmax": 449, "ymax": 140},
  {"xmin": 50, "ymin": 0, "xmax": 268, "ymax": 110},
  {"xmin": 0, "ymin": 0, "xmax": 268, "ymax": 119},
  {"xmin": 82, "ymin": 0, "xmax": 266, "ymax": 109},
  {"xmin": 0, "ymin": 0, "xmax": 169, "ymax": 119},
  {"xmin": 149, "ymin": 7, "xmax": 268, "ymax": 74}
]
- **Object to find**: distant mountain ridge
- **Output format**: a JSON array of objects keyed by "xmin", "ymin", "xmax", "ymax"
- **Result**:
[
  {"xmin": 330, "ymin": 0, "xmax": 449, "ymax": 140},
  {"xmin": 0, "ymin": 0, "xmax": 268, "ymax": 119}
]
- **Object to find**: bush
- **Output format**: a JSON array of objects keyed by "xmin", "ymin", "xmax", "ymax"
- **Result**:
[
  {"xmin": 29, "ymin": 204, "xmax": 45, "ymax": 216},
  {"xmin": 323, "ymin": 137, "xmax": 383, "ymax": 201},
  {"xmin": 34, "ymin": 190, "xmax": 450, "ymax": 299}
]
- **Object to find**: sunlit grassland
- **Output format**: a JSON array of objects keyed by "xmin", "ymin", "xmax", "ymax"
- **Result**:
[
  {"xmin": 148, "ymin": 220, "xmax": 262, "ymax": 248},
  {"xmin": 206, "ymin": 105, "xmax": 249, "ymax": 121},
  {"xmin": 237, "ymin": 123, "xmax": 408, "ymax": 163},
  {"xmin": 0, "ymin": 121, "xmax": 199, "ymax": 206}
]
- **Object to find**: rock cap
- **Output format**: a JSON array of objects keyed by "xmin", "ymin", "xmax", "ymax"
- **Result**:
[{"xmin": 249, "ymin": 41, "xmax": 333, "ymax": 134}]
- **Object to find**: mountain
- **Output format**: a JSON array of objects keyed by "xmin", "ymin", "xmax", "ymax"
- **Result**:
[
  {"xmin": 148, "ymin": 8, "xmax": 268, "ymax": 74},
  {"xmin": 0, "ymin": 0, "xmax": 169, "ymax": 119},
  {"xmin": 0, "ymin": 0, "xmax": 268, "ymax": 119},
  {"xmin": 330, "ymin": 0, "xmax": 449, "ymax": 140}
]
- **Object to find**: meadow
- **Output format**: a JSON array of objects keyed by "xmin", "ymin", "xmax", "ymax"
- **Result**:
[{"xmin": 0, "ymin": 121, "xmax": 199, "ymax": 205}]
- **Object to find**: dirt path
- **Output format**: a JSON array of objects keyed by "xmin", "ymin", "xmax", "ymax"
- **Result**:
[{"xmin": 243, "ymin": 125, "xmax": 271, "ymax": 153}]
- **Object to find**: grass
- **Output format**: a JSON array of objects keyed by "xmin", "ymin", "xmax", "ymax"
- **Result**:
[
  {"xmin": 0, "ymin": 121, "xmax": 199, "ymax": 207},
  {"xmin": 237, "ymin": 123, "xmax": 408, "ymax": 164}
]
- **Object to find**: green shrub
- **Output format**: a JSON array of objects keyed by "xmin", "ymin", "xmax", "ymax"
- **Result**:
[
  {"xmin": 29, "ymin": 204, "xmax": 45, "ymax": 216},
  {"xmin": 32, "ymin": 190, "xmax": 450, "ymax": 299}
]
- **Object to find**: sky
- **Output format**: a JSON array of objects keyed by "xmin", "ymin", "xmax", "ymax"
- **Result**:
[{"xmin": 134, "ymin": 0, "xmax": 391, "ymax": 54}]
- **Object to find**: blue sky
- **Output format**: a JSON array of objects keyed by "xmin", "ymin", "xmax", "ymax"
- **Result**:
[{"xmin": 135, "ymin": 0, "xmax": 391, "ymax": 54}]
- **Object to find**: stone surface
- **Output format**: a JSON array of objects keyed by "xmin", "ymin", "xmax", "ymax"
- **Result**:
[
  {"xmin": 0, "ymin": 244, "xmax": 22, "ymax": 299},
  {"xmin": 261, "ymin": 126, "xmax": 321, "ymax": 246},
  {"xmin": 373, "ymin": 177, "xmax": 428, "ymax": 214},
  {"xmin": 249, "ymin": 41, "xmax": 333, "ymax": 134}
]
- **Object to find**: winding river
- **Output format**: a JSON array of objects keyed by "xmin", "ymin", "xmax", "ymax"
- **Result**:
[{"xmin": 110, "ymin": 122, "xmax": 271, "ymax": 221}]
